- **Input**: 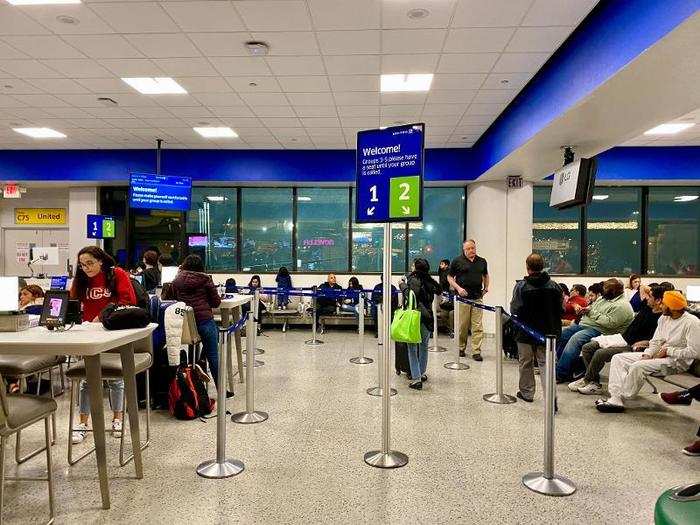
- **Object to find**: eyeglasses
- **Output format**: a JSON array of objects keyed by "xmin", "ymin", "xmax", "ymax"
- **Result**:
[{"xmin": 79, "ymin": 260, "xmax": 99, "ymax": 269}]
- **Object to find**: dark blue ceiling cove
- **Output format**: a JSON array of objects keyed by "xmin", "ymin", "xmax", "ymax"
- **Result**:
[
  {"xmin": 596, "ymin": 146, "xmax": 700, "ymax": 181},
  {"xmin": 470, "ymin": 0, "xmax": 700, "ymax": 177}
]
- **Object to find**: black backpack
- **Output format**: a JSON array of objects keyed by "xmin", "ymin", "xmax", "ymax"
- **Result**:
[
  {"xmin": 130, "ymin": 277, "xmax": 150, "ymax": 311},
  {"xmin": 502, "ymin": 316, "xmax": 519, "ymax": 360}
]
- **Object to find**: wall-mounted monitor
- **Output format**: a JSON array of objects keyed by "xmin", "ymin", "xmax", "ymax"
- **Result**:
[
  {"xmin": 549, "ymin": 158, "xmax": 597, "ymax": 210},
  {"xmin": 87, "ymin": 214, "xmax": 115, "ymax": 239},
  {"xmin": 188, "ymin": 234, "xmax": 208, "ymax": 247},
  {"xmin": 129, "ymin": 173, "xmax": 192, "ymax": 212}
]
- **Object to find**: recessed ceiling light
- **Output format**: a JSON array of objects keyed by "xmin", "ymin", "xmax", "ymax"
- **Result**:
[
  {"xmin": 380, "ymin": 74, "xmax": 433, "ymax": 92},
  {"xmin": 56, "ymin": 15, "xmax": 79, "ymax": 24},
  {"xmin": 245, "ymin": 41, "xmax": 269, "ymax": 56},
  {"xmin": 7, "ymin": 0, "xmax": 80, "ymax": 4},
  {"xmin": 674, "ymin": 195, "xmax": 699, "ymax": 202},
  {"xmin": 592, "ymin": 194, "xmax": 609, "ymax": 201},
  {"xmin": 644, "ymin": 122, "xmax": 695, "ymax": 135},
  {"xmin": 407, "ymin": 8, "xmax": 430, "ymax": 19},
  {"xmin": 193, "ymin": 127, "xmax": 238, "ymax": 138},
  {"xmin": 13, "ymin": 127, "xmax": 66, "ymax": 139},
  {"xmin": 122, "ymin": 77, "xmax": 187, "ymax": 95},
  {"xmin": 248, "ymin": 82, "xmax": 258, "ymax": 87}
]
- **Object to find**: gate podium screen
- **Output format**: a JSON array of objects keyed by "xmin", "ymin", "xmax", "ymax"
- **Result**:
[{"xmin": 129, "ymin": 173, "xmax": 192, "ymax": 211}]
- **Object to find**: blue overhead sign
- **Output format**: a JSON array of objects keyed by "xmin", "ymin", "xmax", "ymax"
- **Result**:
[
  {"xmin": 129, "ymin": 173, "xmax": 192, "ymax": 211},
  {"xmin": 355, "ymin": 123, "xmax": 424, "ymax": 223}
]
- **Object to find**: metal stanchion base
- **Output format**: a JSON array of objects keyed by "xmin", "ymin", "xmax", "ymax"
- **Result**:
[
  {"xmin": 428, "ymin": 345, "xmax": 448, "ymax": 353},
  {"xmin": 231, "ymin": 411, "xmax": 269, "ymax": 424},
  {"xmin": 363, "ymin": 450, "xmax": 408, "ymax": 469},
  {"xmin": 366, "ymin": 386, "xmax": 397, "ymax": 396},
  {"xmin": 305, "ymin": 339, "xmax": 324, "ymax": 346},
  {"xmin": 350, "ymin": 356, "xmax": 374, "ymax": 365},
  {"xmin": 242, "ymin": 348, "xmax": 265, "ymax": 355},
  {"xmin": 522, "ymin": 472, "xmax": 576, "ymax": 496},
  {"xmin": 196, "ymin": 459, "xmax": 245, "ymax": 479},
  {"xmin": 483, "ymin": 393, "xmax": 517, "ymax": 404},
  {"xmin": 444, "ymin": 361, "xmax": 470, "ymax": 370},
  {"xmin": 243, "ymin": 359, "xmax": 264, "ymax": 368}
]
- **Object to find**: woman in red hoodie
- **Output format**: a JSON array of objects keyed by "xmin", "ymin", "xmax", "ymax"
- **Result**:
[{"xmin": 69, "ymin": 246, "xmax": 137, "ymax": 443}]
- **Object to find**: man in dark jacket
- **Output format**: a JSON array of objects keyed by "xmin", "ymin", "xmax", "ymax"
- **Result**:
[
  {"xmin": 510, "ymin": 253, "xmax": 564, "ymax": 402},
  {"xmin": 315, "ymin": 273, "xmax": 342, "ymax": 328}
]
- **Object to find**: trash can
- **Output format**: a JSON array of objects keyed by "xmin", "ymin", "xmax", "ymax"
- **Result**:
[{"xmin": 655, "ymin": 483, "xmax": 700, "ymax": 525}]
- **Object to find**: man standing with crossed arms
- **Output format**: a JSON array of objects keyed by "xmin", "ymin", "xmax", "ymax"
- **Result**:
[{"xmin": 447, "ymin": 239, "xmax": 489, "ymax": 361}]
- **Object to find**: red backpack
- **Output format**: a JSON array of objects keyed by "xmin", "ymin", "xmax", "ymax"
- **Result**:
[{"xmin": 168, "ymin": 351, "xmax": 215, "ymax": 420}]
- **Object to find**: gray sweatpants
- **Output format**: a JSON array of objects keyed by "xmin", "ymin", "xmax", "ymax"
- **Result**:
[
  {"xmin": 581, "ymin": 342, "xmax": 632, "ymax": 384},
  {"xmin": 517, "ymin": 342, "xmax": 546, "ymax": 400}
]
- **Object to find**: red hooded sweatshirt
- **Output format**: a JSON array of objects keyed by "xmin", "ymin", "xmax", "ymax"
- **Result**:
[{"xmin": 72, "ymin": 267, "xmax": 136, "ymax": 322}]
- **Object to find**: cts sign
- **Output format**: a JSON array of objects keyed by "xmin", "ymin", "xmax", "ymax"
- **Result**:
[{"xmin": 14, "ymin": 208, "xmax": 66, "ymax": 225}]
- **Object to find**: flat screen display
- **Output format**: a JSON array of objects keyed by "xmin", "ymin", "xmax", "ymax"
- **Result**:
[
  {"xmin": 188, "ymin": 235, "xmax": 208, "ymax": 247},
  {"xmin": 50, "ymin": 276, "xmax": 68, "ymax": 290},
  {"xmin": 549, "ymin": 158, "xmax": 597, "ymax": 210},
  {"xmin": 40, "ymin": 290, "xmax": 69, "ymax": 326},
  {"xmin": 129, "ymin": 173, "xmax": 192, "ymax": 211}
]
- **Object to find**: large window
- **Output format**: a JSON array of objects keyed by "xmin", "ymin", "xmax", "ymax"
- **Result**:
[
  {"xmin": 241, "ymin": 188, "xmax": 293, "ymax": 272},
  {"xmin": 586, "ymin": 187, "xmax": 642, "ymax": 275},
  {"xmin": 647, "ymin": 187, "xmax": 699, "ymax": 276},
  {"xmin": 296, "ymin": 188, "xmax": 349, "ymax": 271},
  {"xmin": 187, "ymin": 188, "xmax": 237, "ymax": 271},
  {"xmin": 532, "ymin": 186, "xmax": 581, "ymax": 273},
  {"xmin": 351, "ymin": 191, "xmax": 406, "ymax": 272},
  {"xmin": 408, "ymin": 187, "xmax": 465, "ymax": 270}
]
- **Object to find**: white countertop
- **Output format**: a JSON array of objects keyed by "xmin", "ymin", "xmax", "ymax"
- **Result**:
[
  {"xmin": 219, "ymin": 294, "xmax": 252, "ymax": 309},
  {"xmin": 0, "ymin": 322, "xmax": 158, "ymax": 356}
]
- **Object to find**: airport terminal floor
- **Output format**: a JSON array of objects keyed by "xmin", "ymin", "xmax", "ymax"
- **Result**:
[{"xmin": 4, "ymin": 330, "xmax": 699, "ymax": 524}]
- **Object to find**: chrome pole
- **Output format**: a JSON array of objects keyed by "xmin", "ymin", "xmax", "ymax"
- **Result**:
[
  {"xmin": 232, "ymin": 292, "xmax": 268, "ymax": 425},
  {"xmin": 444, "ymin": 294, "xmax": 469, "ymax": 370},
  {"xmin": 483, "ymin": 306, "xmax": 516, "ymax": 404},
  {"xmin": 367, "ymin": 303, "xmax": 396, "ymax": 396},
  {"xmin": 196, "ymin": 325, "xmax": 244, "ymax": 478},
  {"xmin": 522, "ymin": 335, "xmax": 575, "ymax": 496},
  {"xmin": 351, "ymin": 292, "xmax": 373, "ymax": 365},
  {"xmin": 305, "ymin": 286, "xmax": 324, "ymax": 346},
  {"xmin": 429, "ymin": 294, "xmax": 447, "ymax": 352},
  {"xmin": 364, "ymin": 223, "xmax": 408, "ymax": 469}
]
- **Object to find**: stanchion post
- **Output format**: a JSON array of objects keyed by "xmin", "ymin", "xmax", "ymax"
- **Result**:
[
  {"xmin": 196, "ymin": 323, "xmax": 244, "ymax": 478},
  {"xmin": 522, "ymin": 335, "xmax": 575, "ymax": 496},
  {"xmin": 429, "ymin": 294, "xmax": 447, "ymax": 352},
  {"xmin": 367, "ymin": 303, "xmax": 396, "ymax": 396},
  {"xmin": 350, "ymin": 292, "xmax": 373, "ymax": 365},
  {"xmin": 305, "ymin": 285, "xmax": 324, "ymax": 346},
  {"xmin": 483, "ymin": 306, "xmax": 516, "ymax": 404},
  {"xmin": 444, "ymin": 294, "xmax": 469, "ymax": 370},
  {"xmin": 232, "ymin": 291, "xmax": 268, "ymax": 425}
]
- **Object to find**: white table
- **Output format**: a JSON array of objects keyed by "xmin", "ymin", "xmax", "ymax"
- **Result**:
[
  {"xmin": 218, "ymin": 295, "xmax": 253, "ymax": 388},
  {"xmin": 0, "ymin": 322, "xmax": 157, "ymax": 510}
]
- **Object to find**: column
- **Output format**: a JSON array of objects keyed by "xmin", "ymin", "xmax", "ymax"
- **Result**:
[{"xmin": 68, "ymin": 187, "xmax": 100, "ymax": 267}]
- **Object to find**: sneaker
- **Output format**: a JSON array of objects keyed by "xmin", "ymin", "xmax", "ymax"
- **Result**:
[
  {"xmin": 472, "ymin": 353, "xmax": 483, "ymax": 362},
  {"xmin": 408, "ymin": 381, "xmax": 422, "ymax": 390},
  {"xmin": 516, "ymin": 391, "xmax": 533, "ymax": 403},
  {"xmin": 567, "ymin": 378, "xmax": 587, "ymax": 392},
  {"xmin": 112, "ymin": 419, "xmax": 122, "ymax": 438},
  {"xmin": 421, "ymin": 374, "xmax": 428, "ymax": 382},
  {"xmin": 682, "ymin": 440, "xmax": 700, "ymax": 456},
  {"xmin": 72, "ymin": 423, "xmax": 88, "ymax": 444},
  {"xmin": 534, "ymin": 367, "xmax": 540, "ymax": 376},
  {"xmin": 660, "ymin": 390, "xmax": 692, "ymax": 405},
  {"xmin": 578, "ymin": 383, "xmax": 604, "ymax": 396},
  {"xmin": 596, "ymin": 401, "xmax": 624, "ymax": 413}
]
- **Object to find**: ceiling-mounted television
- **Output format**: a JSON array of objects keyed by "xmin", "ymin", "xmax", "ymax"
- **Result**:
[
  {"xmin": 129, "ymin": 173, "xmax": 192, "ymax": 212},
  {"xmin": 549, "ymin": 157, "xmax": 597, "ymax": 210}
]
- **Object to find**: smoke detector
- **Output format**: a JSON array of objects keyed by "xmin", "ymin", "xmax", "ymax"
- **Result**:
[
  {"xmin": 56, "ymin": 15, "xmax": 79, "ymax": 25},
  {"xmin": 245, "ymin": 41, "xmax": 270, "ymax": 56},
  {"xmin": 407, "ymin": 8, "xmax": 430, "ymax": 20}
]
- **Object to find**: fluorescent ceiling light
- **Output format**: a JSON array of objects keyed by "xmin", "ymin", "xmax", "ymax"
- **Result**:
[
  {"xmin": 644, "ymin": 122, "xmax": 695, "ymax": 135},
  {"xmin": 193, "ymin": 127, "xmax": 238, "ymax": 138},
  {"xmin": 380, "ymin": 74, "xmax": 433, "ymax": 92},
  {"xmin": 6, "ymin": 0, "xmax": 80, "ymax": 4},
  {"xmin": 592, "ymin": 195, "xmax": 609, "ymax": 201},
  {"xmin": 206, "ymin": 196, "xmax": 225, "ymax": 202},
  {"xmin": 13, "ymin": 127, "xmax": 66, "ymax": 139},
  {"xmin": 297, "ymin": 196, "xmax": 311, "ymax": 202},
  {"xmin": 122, "ymin": 77, "xmax": 187, "ymax": 95},
  {"xmin": 674, "ymin": 195, "xmax": 699, "ymax": 202}
]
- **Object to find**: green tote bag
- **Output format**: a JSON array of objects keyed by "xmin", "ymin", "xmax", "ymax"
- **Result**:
[{"xmin": 390, "ymin": 289, "xmax": 422, "ymax": 344}]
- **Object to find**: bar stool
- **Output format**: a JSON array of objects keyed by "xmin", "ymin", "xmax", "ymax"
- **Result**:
[
  {"xmin": 0, "ymin": 355, "xmax": 66, "ymax": 464},
  {"xmin": 66, "ymin": 341, "xmax": 152, "ymax": 467},
  {"xmin": 0, "ymin": 373, "xmax": 57, "ymax": 525}
]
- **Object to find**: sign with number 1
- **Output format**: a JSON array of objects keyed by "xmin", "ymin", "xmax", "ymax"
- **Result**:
[{"xmin": 355, "ymin": 123, "xmax": 424, "ymax": 223}]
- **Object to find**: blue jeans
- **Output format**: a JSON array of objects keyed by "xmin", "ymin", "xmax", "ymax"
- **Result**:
[
  {"xmin": 197, "ymin": 318, "xmax": 220, "ymax": 389},
  {"xmin": 407, "ymin": 324, "xmax": 430, "ymax": 381},
  {"xmin": 78, "ymin": 379, "xmax": 124, "ymax": 415},
  {"xmin": 340, "ymin": 303, "xmax": 358, "ymax": 318},
  {"xmin": 556, "ymin": 324, "xmax": 601, "ymax": 380}
]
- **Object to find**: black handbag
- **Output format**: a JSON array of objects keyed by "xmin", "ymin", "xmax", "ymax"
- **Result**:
[{"xmin": 100, "ymin": 304, "xmax": 150, "ymax": 330}]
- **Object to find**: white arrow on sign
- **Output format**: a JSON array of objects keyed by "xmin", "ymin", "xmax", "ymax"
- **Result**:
[
  {"xmin": 401, "ymin": 205, "xmax": 410, "ymax": 215},
  {"xmin": 367, "ymin": 207, "xmax": 375, "ymax": 216}
]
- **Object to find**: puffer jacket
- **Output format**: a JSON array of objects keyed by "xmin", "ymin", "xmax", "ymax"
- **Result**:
[
  {"xmin": 169, "ymin": 270, "xmax": 221, "ymax": 323},
  {"xmin": 510, "ymin": 272, "xmax": 563, "ymax": 344},
  {"xmin": 580, "ymin": 293, "xmax": 634, "ymax": 335},
  {"xmin": 164, "ymin": 301, "xmax": 187, "ymax": 366}
]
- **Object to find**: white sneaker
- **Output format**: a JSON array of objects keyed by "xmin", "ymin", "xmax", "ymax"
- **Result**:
[
  {"xmin": 567, "ymin": 378, "xmax": 587, "ymax": 392},
  {"xmin": 112, "ymin": 419, "xmax": 122, "ymax": 438},
  {"xmin": 72, "ymin": 423, "xmax": 88, "ymax": 444},
  {"xmin": 578, "ymin": 383, "xmax": 604, "ymax": 395}
]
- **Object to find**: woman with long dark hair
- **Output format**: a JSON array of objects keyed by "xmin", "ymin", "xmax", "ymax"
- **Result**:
[
  {"xmin": 69, "ymin": 246, "xmax": 137, "ymax": 443},
  {"xmin": 242, "ymin": 275, "xmax": 267, "ymax": 327},
  {"xmin": 274, "ymin": 267, "xmax": 292, "ymax": 308},
  {"xmin": 340, "ymin": 276, "xmax": 363, "ymax": 317}
]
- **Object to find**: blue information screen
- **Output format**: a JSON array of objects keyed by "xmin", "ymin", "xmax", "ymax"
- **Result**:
[
  {"xmin": 86, "ymin": 214, "xmax": 115, "ymax": 239},
  {"xmin": 355, "ymin": 123, "xmax": 424, "ymax": 223},
  {"xmin": 129, "ymin": 173, "xmax": 192, "ymax": 211},
  {"xmin": 50, "ymin": 276, "xmax": 68, "ymax": 290}
]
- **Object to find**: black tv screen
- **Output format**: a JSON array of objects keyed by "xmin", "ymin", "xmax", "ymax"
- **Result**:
[{"xmin": 549, "ymin": 157, "xmax": 597, "ymax": 210}]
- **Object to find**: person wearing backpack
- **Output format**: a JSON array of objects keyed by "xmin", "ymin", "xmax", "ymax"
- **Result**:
[
  {"xmin": 69, "ymin": 246, "xmax": 137, "ymax": 443},
  {"xmin": 399, "ymin": 258, "xmax": 441, "ymax": 390}
]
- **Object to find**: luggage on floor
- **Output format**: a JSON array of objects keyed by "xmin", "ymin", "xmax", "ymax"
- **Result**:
[
  {"xmin": 168, "ymin": 350, "xmax": 214, "ymax": 420},
  {"xmin": 502, "ymin": 316, "xmax": 519, "ymax": 360},
  {"xmin": 394, "ymin": 341, "xmax": 412, "ymax": 378}
]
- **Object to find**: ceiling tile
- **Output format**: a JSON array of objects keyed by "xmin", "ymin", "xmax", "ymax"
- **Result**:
[
  {"xmin": 0, "ymin": 60, "xmax": 62, "ymax": 78},
  {"xmin": 250, "ymin": 105, "xmax": 296, "ymax": 117},
  {"xmin": 125, "ymin": 34, "xmax": 202, "ymax": 59},
  {"xmin": 76, "ymin": 77, "xmax": 133, "ymax": 93},
  {"xmin": 317, "ymin": 31, "xmax": 381, "ymax": 55},
  {"xmin": 63, "ymin": 35, "xmax": 143, "ymax": 59},
  {"xmin": 265, "ymin": 56, "xmax": 325, "ymax": 76},
  {"xmin": 143, "ymin": 117, "xmax": 184, "ymax": 128},
  {"xmin": 22, "ymin": 5, "xmax": 116, "ymax": 35},
  {"xmin": 299, "ymin": 116, "xmax": 340, "ymax": 127},
  {"xmin": 234, "ymin": 1, "xmax": 312, "ymax": 31},
  {"xmin": 1, "ymin": 36, "xmax": 84, "ymax": 59},
  {"xmin": 285, "ymin": 92, "xmax": 335, "ymax": 106},
  {"xmin": 260, "ymin": 117, "xmax": 302, "ymax": 127},
  {"xmin": 452, "ymin": 0, "xmax": 531, "ymax": 27},
  {"xmin": 28, "ymin": 78, "xmax": 90, "ymax": 94},
  {"xmin": 0, "ymin": 78, "xmax": 42, "ymax": 94},
  {"xmin": 0, "ymin": 41, "xmax": 28, "ymax": 60},
  {"xmin": 481, "ymin": 71, "xmax": 532, "ymax": 90},
  {"xmin": 0, "ymin": 94, "xmax": 25, "ymax": 108},
  {"xmin": 162, "ymin": 1, "xmax": 246, "ymax": 32},
  {"xmin": 225, "ymin": 76, "xmax": 281, "ymax": 92},
  {"xmin": 421, "ymin": 114, "xmax": 461, "ymax": 126},
  {"xmin": 436, "ymin": 53, "xmax": 499, "ymax": 73},
  {"xmin": 166, "ymin": 106, "xmax": 213, "ymax": 118},
  {"xmin": 380, "ymin": 104, "xmax": 423, "ymax": 116},
  {"xmin": 506, "ymin": 27, "xmax": 573, "ymax": 53},
  {"xmin": 459, "ymin": 113, "xmax": 496, "ymax": 125},
  {"xmin": 382, "ymin": 29, "xmax": 447, "ymax": 54},
  {"xmin": 333, "ymin": 91, "xmax": 379, "ymax": 106},
  {"xmin": 252, "ymin": 32, "xmax": 319, "ymax": 56},
  {"xmin": 380, "ymin": 92, "xmax": 427, "ymax": 105},
  {"xmin": 187, "ymin": 33, "xmax": 252, "ymax": 57},
  {"xmin": 308, "ymin": 0, "xmax": 380, "ymax": 30},
  {"xmin": 337, "ymin": 105, "xmax": 379, "ymax": 117},
  {"xmin": 210, "ymin": 57, "xmax": 272, "ymax": 76},
  {"xmin": 240, "ymin": 92, "xmax": 289, "ymax": 106},
  {"xmin": 472, "ymin": 89, "xmax": 516, "ymax": 104},
  {"xmin": 123, "ymin": 106, "xmax": 174, "ymax": 119},
  {"xmin": 219, "ymin": 117, "xmax": 264, "ymax": 128},
  {"xmin": 491, "ymin": 52, "xmax": 550, "ymax": 73},
  {"xmin": 154, "ymin": 57, "xmax": 218, "ymax": 76},
  {"xmin": 293, "ymin": 106, "xmax": 337, "ymax": 117},
  {"xmin": 82, "ymin": 107, "xmax": 135, "ymax": 119},
  {"xmin": 101, "ymin": 59, "xmax": 165, "ymax": 77},
  {"xmin": 431, "ymin": 73, "xmax": 486, "ymax": 90},
  {"xmin": 382, "ymin": 0, "xmax": 456, "ymax": 29},
  {"xmin": 206, "ymin": 106, "xmax": 255, "ymax": 117},
  {"xmin": 42, "ymin": 59, "xmax": 113, "ymax": 78},
  {"xmin": 193, "ymin": 92, "xmax": 245, "ymax": 106},
  {"xmin": 323, "ymin": 55, "xmax": 380, "ymax": 75},
  {"xmin": 0, "ymin": 6, "xmax": 50, "ymax": 36},
  {"xmin": 154, "ymin": 95, "xmax": 203, "ymax": 108},
  {"xmin": 329, "ymin": 75, "xmax": 378, "ymax": 92},
  {"xmin": 277, "ymin": 76, "xmax": 330, "ymax": 93},
  {"xmin": 425, "ymin": 90, "xmax": 476, "ymax": 104},
  {"xmin": 177, "ymin": 76, "xmax": 231, "ymax": 93},
  {"xmin": 340, "ymin": 116, "xmax": 379, "ymax": 128},
  {"xmin": 522, "ymin": 0, "xmax": 598, "ymax": 27},
  {"xmin": 465, "ymin": 102, "xmax": 505, "ymax": 115},
  {"xmin": 381, "ymin": 54, "xmax": 440, "ymax": 73},
  {"xmin": 444, "ymin": 28, "xmax": 514, "ymax": 53},
  {"xmin": 90, "ymin": 2, "xmax": 181, "ymax": 33},
  {"xmin": 423, "ymin": 103, "xmax": 468, "ymax": 116}
]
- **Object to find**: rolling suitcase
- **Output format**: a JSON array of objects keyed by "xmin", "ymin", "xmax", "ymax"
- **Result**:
[{"xmin": 394, "ymin": 341, "xmax": 412, "ymax": 378}]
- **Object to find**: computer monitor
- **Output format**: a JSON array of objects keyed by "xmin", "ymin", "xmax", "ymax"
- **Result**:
[
  {"xmin": 0, "ymin": 277, "xmax": 19, "ymax": 312},
  {"xmin": 161, "ymin": 266, "xmax": 179, "ymax": 284},
  {"xmin": 50, "ymin": 276, "xmax": 68, "ymax": 290},
  {"xmin": 687, "ymin": 285, "xmax": 700, "ymax": 303},
  {"xmin": 39, "ymin": 290, "xmax": 69, "ymax": 326}
]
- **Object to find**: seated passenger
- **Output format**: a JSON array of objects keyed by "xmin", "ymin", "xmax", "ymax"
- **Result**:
[
  {"xmin": 141, "ymin": 250, "xmax": 161, "ymax": 293},
  {"xmin": 569, "ymin": 282, "xmax": 672, "ymax": 395},
  {"xmin": 316, "ymin": 273, "xmax": 342, "ymax": 327},
  {"xmin": 562, "ymin": 284, "xmax": 588, "ymax": 325},
  {"xmin": 556, "ymin": 278, "xmax": 634, "ymax": 382},
  {"xmin": 437, "ymin": 259, "xmax": 451, "ymax": 293},
  {"xmin": 18, "ymin": 284, "xmax": 45, "ymax": 311},
  {"xmin": 586, "ymin": 282, "xmax": 604, "ymax": 305},
  {"xmin": 274, "ymin": 266, "xmax": 292, "ymax": 308},
  {"xmin": 241, "ymin": 274, "xmax": 267, "ymax": 322},
  {"xmin": 340, "ymin": 277, "xmax": 363, "ymax": 317},
  {"xmin": 660, "ymin": 383, "xmax": 700, "ymax": 456},
  {"xmin": 225, "ymin": 278, "xmax": 238, "ymax": 294},
  {"xmin": 625, "ymin": 273, "xmax": 643, "ymax": 313},
  {"xmin": 596, "ymin": 291, "xmax": 700, "ymax": 413}
]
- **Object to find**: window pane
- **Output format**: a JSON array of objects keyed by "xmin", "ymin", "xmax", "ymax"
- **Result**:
[
  {"xmin": 647, "ymin": 187, "xmax": 699, "ymax": 276},
  {"xmin": 408, "ymin": 187, "xmax": 464, "ymax": 271},
  {"xmin": 532, "ymin": 186, "xmax": 581, "ymax": 273},
  {"xmin": 186, "ymin": 188, "xmax": 237, "ymax": 271},
  {"xmin": 586, "ymin": 187, "xmax": 641, "ymax": 275},
  {"xmin": 351, "ymin": 194, "xmax": 406, "ymax": 272},
  {"xmin": 296, "ymin": 188, "xmax": 349, "ymax": 271},
  {"xmin": 100, "ymin": 188, "xmax": 128, "ymax": 268},
  {"xmin": 241, "ymin": 188, "xmax": 293, "ymax": 272}
]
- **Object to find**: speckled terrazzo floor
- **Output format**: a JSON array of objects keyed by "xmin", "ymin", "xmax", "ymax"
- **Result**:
[{"xmin": 3, "ymin": 329, "xmax": 699, "ymax": 524}]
